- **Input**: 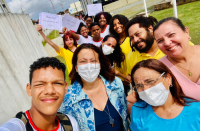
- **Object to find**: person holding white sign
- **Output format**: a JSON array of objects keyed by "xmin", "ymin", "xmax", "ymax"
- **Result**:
[
  {"xmin": 37, "ymin": 25, "xmax": 78, "ymax": 78},
  {"xmin": 62, "ymin": 23, "xmax": 93, "ymax": 45},
  {"xmin": 94, "ymin": 12, "xmax": 112, "ymax": 38},
  {"xmin": 90, "ymin": 22, "xmax": 103, "ymax": 47}
]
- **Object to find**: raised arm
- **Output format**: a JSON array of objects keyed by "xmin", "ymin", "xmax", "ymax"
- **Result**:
[
  {"xmin": 62, "ymin": 27, "xmax": 80, "ymax": 40},
  {"xmin": 37, "ymin": 25, "xmax": 59, "ymax": 52}
]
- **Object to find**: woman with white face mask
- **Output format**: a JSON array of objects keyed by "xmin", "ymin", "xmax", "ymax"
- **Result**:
[
  {"xmin": 59, "ymin": 44, "xmax": 129, "ymax": 131},
  {"xmin": 130, "ymin": 59, "xmax": 200, "ymax": 131},
  {"xmin": 100, "ymin": 34, "xmax": 131, "ymax": 96}
]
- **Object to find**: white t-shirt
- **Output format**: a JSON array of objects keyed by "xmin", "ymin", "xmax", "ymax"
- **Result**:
[
  {"xmin": 0, "ymin": 114, "xmax": 80, "ymax": 131},
  {"xmin": 76, "ymin": 35, "xmax": 93, "ymax": 45},
  {"xmin": 100, "ymin": 24, "xmax": 110, "ymax": 38},
  {"xmin": 90, "ymin": 38, "xmax": 103, "ymax": 47}
]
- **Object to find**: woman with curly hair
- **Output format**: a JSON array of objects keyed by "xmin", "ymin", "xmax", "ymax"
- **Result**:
[
  {"xmin": 109, "ymin": 14, "xmax": 132, "ymax": 57},
  {"xmin": 109, "ymin": 15, "xmax": 133, "ymax": 96},
  {"xmin": 94, "ymin": 12, "xmax": 112, "ymax": 38}
]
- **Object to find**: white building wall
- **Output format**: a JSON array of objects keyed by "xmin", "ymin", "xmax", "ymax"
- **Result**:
[{"xmin": 0, "ymin": 13, "xmax": 47, "ymax": 124}]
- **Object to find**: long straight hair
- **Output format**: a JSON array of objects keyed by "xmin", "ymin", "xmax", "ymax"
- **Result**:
[{"xmin": 131, "ymin": 59, "xmax": 197, "ymax": 106}]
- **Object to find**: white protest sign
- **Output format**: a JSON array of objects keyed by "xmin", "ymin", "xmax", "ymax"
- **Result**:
[
  {"xmin": 62, "ymin": 14, "xmax": 81, "ymax": 32},
  {"xmin": 87, "ymin": 3, "xmax": 102, "ymax": 16},
  {"xmin": 39, "ymin": 12, "xmax": 62, "ymax": 30}
]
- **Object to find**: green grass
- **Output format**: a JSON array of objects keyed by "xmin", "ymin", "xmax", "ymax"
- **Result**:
[
  {"xmin": 55, "ymin": 55, "xmax": 71, "ymax": 85},
  {"xmin": 42, "ymin": 30, "xmax": 60, "ymax": 46},
  {"xmin": 150, "ymin": 1, "xmax": 200, "ymax": 45}
]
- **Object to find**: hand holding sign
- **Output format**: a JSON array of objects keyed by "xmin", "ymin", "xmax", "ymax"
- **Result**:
[
  {"xmin": 39, "ymin": 12, "xmax": 62, "ymax": 30},
  {"xmin": 87, "ymin": 3, "xmax": 102, "ymax": 16},
  {"xmin": 62, "ymin": 14, "xmax": 81, "ymax": 32}
]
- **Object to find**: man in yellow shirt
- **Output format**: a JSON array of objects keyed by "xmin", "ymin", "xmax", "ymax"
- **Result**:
[{"xmin": 125, "ymin": 16, "xmax": 165, "ymax": 75}]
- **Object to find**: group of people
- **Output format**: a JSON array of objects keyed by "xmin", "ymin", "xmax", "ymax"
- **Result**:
[{"xmin": 0, "ymin": 11, "xmax": 200, "ymax": 131}]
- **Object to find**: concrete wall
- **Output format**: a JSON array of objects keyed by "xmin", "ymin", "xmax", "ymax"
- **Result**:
[
  {"xmin": 103, "ymin": 0, "xmax": 128, "ymax": 12},
  {"xmin": 0, "ymin": 13, "xmax": 47, "ymax": 124}
]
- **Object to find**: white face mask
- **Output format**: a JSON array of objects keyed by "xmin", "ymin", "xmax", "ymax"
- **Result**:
[
  {"xmin": 102, "ymin": 45, "xmax": 114, "ymax": 55},
  {"xmin": 77, "ymin": 63, "xmax": 100, "ymax": 83},
  {"xmin": 138, "ymin": 82, "xmax": 169, "ymax": 106}
]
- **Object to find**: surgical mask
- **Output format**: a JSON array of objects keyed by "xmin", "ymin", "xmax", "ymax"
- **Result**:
[
  {"xmin": 77, "ymin": 63, "xmax": 100, "ymax": 83},
  {"xmin": 138, "ymin": 82, "xmax": 169, "ymax": 106},
  {"xmin": 102, "ymin": 45, "xmax": 114, "ymax": 55}
]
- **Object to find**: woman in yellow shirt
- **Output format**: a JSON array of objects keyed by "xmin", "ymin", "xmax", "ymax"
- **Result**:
[
  {"xmin": 109, "ymin": 15, "xmax": 133, "ymax": 96},
  {"xmin": 37, "ymin": 25, "xmax": 78, "ymax": 79}
]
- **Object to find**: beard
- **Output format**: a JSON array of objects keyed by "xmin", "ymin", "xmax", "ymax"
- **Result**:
[{"xmin": 134, "ymin": 30, "xmax": 154, "ymax": 53}]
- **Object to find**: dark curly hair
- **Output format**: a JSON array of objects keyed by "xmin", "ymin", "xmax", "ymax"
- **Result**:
[
  {"xmin": 125, "ymin": 16, "xmax": 158, "ymax": 51},
  {"xmin": 84, "ymin": 14, "xmax": 93, "ymax": 21},
  {"xmin": 109, "ymin": 14, "xmax": 129, "ymax": 38},
  {"xmin": 94, "ymin": 12, "xmax": 112, "ymax": 25},
  {"xmin": 29, "ymin": 57, "xmax": 66, "ymax": 84},
  {"xmin": 70, "ymin": 44, "xmax": 115, "ymax": 86},
  {"xmin": 125, "ymin": 16, "xmax": 158, "ymax": 36},
  {"xmin": 100, "ymin": 34, "xmax": 125, "ymax": 68},
  {"xmin": 77, "ymin": 22, "xmax": 88, "ymax": 34}
]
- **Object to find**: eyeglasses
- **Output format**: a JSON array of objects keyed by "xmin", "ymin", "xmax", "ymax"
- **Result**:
[{"xmin": 133, "ymin": 72, "xmax": 165, "ymax": 92}]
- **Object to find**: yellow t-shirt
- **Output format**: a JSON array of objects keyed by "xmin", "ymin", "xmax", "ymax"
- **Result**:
[
  {"xmin": 56, "ymin": 46, "xmax": 78, "ymax": 75},
  {"xmin": 120, "ymin": 37, "xmax": 132, "ymax": 57},
  {"xmin": 126, "ymin": 41, "xmax": 194, "ymax": 75},
  {"xmin": 114, "ymin": 60, "xmax": 127, "ymax": 81},
  {"xmin": 126, "ymin": 49, "xmax": 165, "ymax": 75},
  {"xmin": 114, "ymin": 37, "xmax": 132, "ymax": 81},
  {"xmin": 189, "ymin": 41, "xmax": 194, "ymax": 45}
]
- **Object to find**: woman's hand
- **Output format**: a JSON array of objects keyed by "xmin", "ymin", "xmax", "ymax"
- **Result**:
[
  {"xmin": 124, "ymin": 75, "xmax": 131, "ymax": 83},
  {"xmin": 62, "ymin": 27, "xmax": 69, "ymax": 34},
  {"xmin": 36, "ymin": 25, "xmax": 43, "ymax": 33}
]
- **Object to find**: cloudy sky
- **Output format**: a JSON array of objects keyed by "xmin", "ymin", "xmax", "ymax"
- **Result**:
[{"xmin": 4, "ymin": 0, "xmax": 79, "ymax": 20}]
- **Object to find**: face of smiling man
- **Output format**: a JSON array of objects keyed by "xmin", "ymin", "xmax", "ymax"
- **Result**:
[
  {"xmin": 26, "ymin": 67, "xmax": 68, "ymax": 116},
  {"xmin": 128, "ymin": 23, "xmax": 154, "ymax": 53}
]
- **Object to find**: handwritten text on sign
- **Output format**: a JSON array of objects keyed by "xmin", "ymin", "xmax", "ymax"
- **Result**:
[
  {"xmin": 39, "ymin": 12, "xmax": 62, "ymax": 30},
  {"xmin": 62, "ymin": 14, "xmax": 81, "ymax": 32},
  {"xmin": 87, "ymin": 3, "xmax": 102, "ymax": 16}
]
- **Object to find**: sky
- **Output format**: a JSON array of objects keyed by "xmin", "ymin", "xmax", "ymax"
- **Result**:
[{"xmin": 4, "ymin": 0, "xmax": 79, "ymax": 20}]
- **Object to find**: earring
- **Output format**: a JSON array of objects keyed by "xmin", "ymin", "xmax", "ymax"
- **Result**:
[
  {"xmin": 169, "ymin": 84, "xmax": 173, "ymax": 87},
  {"xmin": 189, "ymin": 36, "xmax": 191, "ymax": 40}
]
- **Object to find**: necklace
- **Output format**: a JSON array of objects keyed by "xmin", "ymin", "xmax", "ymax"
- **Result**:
[
  {"xmin": 84, "ymin": 81, "xmax": 115, "ymax": 127},
  {"xmin": 175, "ymin": 47, "xmax": 195, "ymax": 76},
  {"xmin": 104, "ymin": 102, "xmax": 115, "ymax": 127},
  {"xmin": 176, "ymin": 62, "xmax": 193, "ymax": 76}
]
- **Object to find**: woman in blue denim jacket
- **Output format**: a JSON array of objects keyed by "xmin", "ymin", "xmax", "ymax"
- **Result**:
[{"xmin": 59, "ymin": 44, "xmax": 129, "ymax": 131}]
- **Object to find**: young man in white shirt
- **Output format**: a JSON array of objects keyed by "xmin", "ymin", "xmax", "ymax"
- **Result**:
[
  {"xmin": 90, "ymin": 22, "xmax": 103, "ymax": 47},
  {"xmin": 0, "ymin": 57, "xmax": 80, "ymax": 131}
]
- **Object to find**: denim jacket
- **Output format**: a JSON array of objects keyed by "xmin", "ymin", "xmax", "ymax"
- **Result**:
[{"xmin": 59, "ymin": 76, "xmax": 129, "ymax": 131}]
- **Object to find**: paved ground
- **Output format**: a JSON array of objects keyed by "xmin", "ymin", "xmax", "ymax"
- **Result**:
[{"xmin": 43, "ymin": 36, "xmax": 64, "ymax": 57}]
